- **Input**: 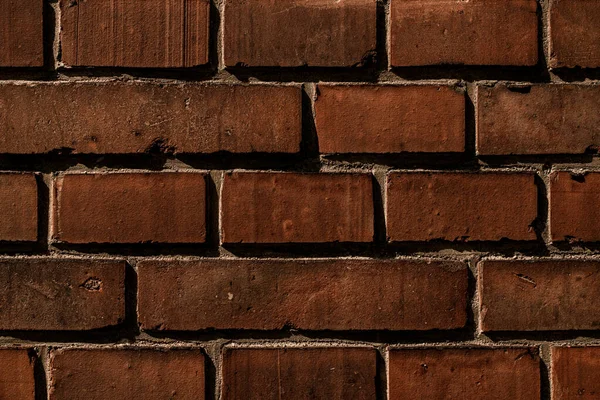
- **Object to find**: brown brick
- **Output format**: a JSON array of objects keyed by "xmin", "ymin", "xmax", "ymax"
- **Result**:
[
  {"xmin": 0, "ymin": 173, "xmax": 38, "ymax": 242},
  {"xmin": 60, "ymin": 0, "xmax": 209, "ymax": 67},
  {"xmin": 0, "ymin": 83, "xmax": 301, "ymax": 154},
  {"xmin": 138, "ymin": 259, "xmax": 468, "ymax": 331},
  {"xmin": 0, "ymin": 258, "xmax": 125, "ymax": 330},
  {"xmin": 0, "ymin": 349, "xmax": 35, "ymax": 399},
  {"xmin": 314, "ymin": 85, "xmax": 465, "ymax": 154},
  {"xmin": 221, "ymin": 172, "xmax": 373, "ymax": 243},
  {"xmin": 386, "ymin": 172, "xmax": 537, "ymax": 242},
  {"xmin": 552, "ymin": 346, "xmax": 600, "ymax": 399},
  {"xmin": 390, "ymin": 0, "xmax": 538, "ymax": 66},
  {"xmin": 222, "ymin": 347, "xmax": 375, "ymax": 400},
  {"xmin": 550, "ymin": 1, "xmax": 600, "ymax": 68},
  {"xmin": 480, "ymin": 259, "xmax": 600, "ymax": 331},
  {"xmin": 477, "ymin": 84, "xmax": 600, "ymax": 155},
  {"xmin": 389, "ymin": 347, "xmax": 540, "ymax": 400},
  {"xmin": 50, "ymin": 348, "xmax": 205, "ymax": 400},
  {"xmin": 54, "ymin": 172, "xmax": 206, "ymax": 244},
  {"xmin": 0, "ymin": 0, "xmax": 43, "ymax": 67},
  {"xmin": 224, "ymin": 0, "xmax": 376, "ymax": 67}
]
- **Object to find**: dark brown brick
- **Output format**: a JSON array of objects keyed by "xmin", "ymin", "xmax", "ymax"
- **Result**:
[
  {"xmin": 477, "ymin": 84, "xmax": 600, "ymax": 155},
  {"xmin": 0, "ymin": 258, "xmax": 125, "ymax": 330},
  {"xmin": 0, "ymin": 0, "xmax": 43, "ymax": 66},
  {"xmin": 0, "ymin": 83, "xmax": 302, "ymax": 154},
  {"xmin": 389, "ymin": 347, "xmax": 540, "ymax": 400},
  {"xmin": 54, "ymin": 172, "xmax": 206, "ymax": 244},
  {"xmin": 0, "ymin": 173, "xmax": 38, "ymax": 242},
  {"xmin": 550, "ymin": 1, "xmax": 600, "ymax": 68},
  {"xmin": 552, "ymin": 346, "xmax": 600, "ymax": 399},
  {"xmin": 50, "ymin": 348, "xmax": 205, "ymax": 400},
  {"xmin": 224, "ymin": 0, "xmax": 377, "ymax": 67},
  {"xmin": 390, "ymin": 0, "xmax": 538, "ymax": 66},
  {"xmin": 0, "ymin": 349, "xmax": 35, "ymax": 399},
  {"xmin": 386, "ymin": 172, "xmax": 537, "ymax": 242},
  {"xmin": 138, "ymin": 259, "xmax": 468, "ymax": 331},
  {"xmin": 60, "ymin": 0, "xmax": 209, "ymax": 67},
  {"xmin": 480, "ymin": 259, "xmax": 600, "ymax": 331},
  {"xmin": 221, "ymin": 172, "xmax": 374, "ymax": 243},
  {"xmin": 222, "ymin": 347, "xmax": 376, "ymax": 400},
  {"xmin": 314, "ymin": 85, "xmax": 465, "ymax": 153}
]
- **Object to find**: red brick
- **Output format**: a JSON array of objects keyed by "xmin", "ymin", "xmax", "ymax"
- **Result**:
[
  {"xmin": 314, "ymin": 85, "xmax": 465, "ymax": 154},
  {"xmin": 221, "ymin": 172, "xmax": 373, "ymax": 243},
  {"xmin": 0, "ymin": 349, "xmax": 35, "ymax": 400},
  {"xmin": 389, "ymin": 347, "xmax": 540, "ymax": 400},
  {"xmin": 60, "ymin": 0, "xmax": 209, "ymax": 67},
  {"xmin": 138, "ymin": 258, "xmax": 468, "ymax": 331},
  {"xmin": 386, "ymin": 172, "xmax": 537, "ymax": 242},
  {"xmin": 0, "ymin": 0, "xmax": 43, "ymax": 67},
  {"xmin": 550, "ymin": 0, "xmax": 600, "ymax": 68},
  {"xmin": 50, "ymin": 348, "xmax": 205, "ymax": 400},
  {"xmin": 0, "ymin": 173, "xmax": 38, "ymax": 242},
  {"xmin": 54, "ymin": 172, "xmax": 206, "ymax": 244},
  {"xmin": 390, "ymin": 0, "xmax": 538, "ymax": 66},
  {"xmin": 0, "ymin": 258, "xmax": 125, "ymax": 330},
  {"xmin": 222, "ymin": 347, "xmax": 375, "ymax": 400},
  {"xmin": 479, "ymin": 259, "xmax": 600, "ymax": 331},
  {"xmin": 224, "ymin": 0, "xmax": 376, "ymax": 67},
  {"xmin": 477, "ymin": 84, "xmax": 600, "ymax": 155},
  {"xmin": 552, "ymin": 346, "xmax": 600, "ymax": 399},
  {"xmin": 0, "ymin": 83, "xmax": 301, "ymax": 154}
]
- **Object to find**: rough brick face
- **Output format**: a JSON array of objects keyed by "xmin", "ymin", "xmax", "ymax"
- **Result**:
[
  {"xmin": 0, "ymin": 173, "xmax": 38, "ymax": 242},
  {"xmin": 50, "ymin": 348, "xmax": 205, "ymax": 400},
  {"xmin": 54, "ymin": 173, "xmax": 206, "ymax": 244},
  {"xmin": 479, "ymin": 260, "xmax": 600, "ymax": 331},
  {"xmin": 60, "ymin": 0, "xmax": 209, "ymax": 67},
  {"xmin": 552, "ymin": 346, "xmax": 600, "ymax": 400},
  {"xmin": 221, "ymin": 172, "xmax": 374, "ymax": 243},
  {"xmin": 390, "ymin": 0, "xmax": 538, "ymax": 66},
  {"xmin": 386, "ymin": 172, "xmax": 537, "ymax": 242},
  {"xmin": 138, "ymin": 259, "xmax": 468, "ymax": 331},
  {"xmin": 0, "ymin": 83, "xmax": 302, "ymax": 154},
  {"xmin": 224, "ymin": 0, "xmax": 377, "ymax": 67},
  {"xmin": 222, "ymin": 347, "xmax": 376, "ymax": 400},
  {"xmin": 0, "ymin": 349, "xmax": 35, "ymax": 400},
  {"xmin": 314, "ymin": 85, "xmax": 465, "ymax": 153},
  {"xmin": 389, "ymin": 348, "xmax": 541, "ymax": 400},
  {"xmin": 0, "ymin": 258, "xmax": 125, "ymax": 330},
  {"xmin": 0, "ymin": 0, "xmax": 43, "ymax": 67},
  {"xmin": 477, "ymin": 84, "xmax": 600, "ymax": 155}
]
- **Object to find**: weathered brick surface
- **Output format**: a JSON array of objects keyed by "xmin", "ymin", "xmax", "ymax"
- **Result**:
[
  {"xmin": 0, "ymin": 0, "xmax": 43, "ymax": 66},
  {"xmin": 552, "ymin": 346, "xmax": 600, "ymax": 400},
  {"xmin": 0, "ymin": 173, "xmax": 38, "ymax": 242},
  {"xmin": 0, "ymin": 349, "xmax": 35, "ymax": 400},
  {"xmin": 50, "ymin": 348, "xmax": 205, "ymax": 400},
  {"xmin": 222, "ymin": 347, "xmax": 376, "ymax": 400},
  {"xmin": 314, "ymin": 84, "xmax": 465, "ymax": 153}
]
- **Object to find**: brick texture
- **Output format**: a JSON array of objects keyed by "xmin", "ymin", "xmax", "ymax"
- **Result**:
[
  {"xmin": 0, "ymin": 173, "xmax": 38, "ymax": 242},
  {"xmin": 0, "ymin": 0, "xmax": 43, "ymax": 66},
  {"xmin": 222, "ymin": 347, "xmax": 376, "ymax": 400},
  {"xmin": 314, "ymin": 84, "xmax": 465, "ymax": 153},
  {"xmin": 0, "ymin": 349, "xmax": 35, "ymax": 400},
  {"xmin": 552, "ymin": 346, "xmax": 600, "ymax": 400}
]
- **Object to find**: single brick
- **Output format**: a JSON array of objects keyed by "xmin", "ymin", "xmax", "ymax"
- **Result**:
[
  {"xmin": 0, "ymin": 0, "xmax": 43, "ymax": 66},
  {"xmin": 550, "ymin": 0, "xmax": 600, "ymax": 68},
  {"xmin": 477, "ymin": 84, "xmax": 600, "ymax": 155},
  {"xmin": 0, "ymin": 349, "xmax": 35, "ymax": 400},
  {"xmin": 0, "ymin": 83, "xmax": 302, "ymax": 154},
  {"xmin": 54, "ymin": 172, "xmax": 206, "ymax": 244},
  {"xmin": 390, "ymin": 0, "xmax": 538, "ymax": 66},
  {"xmin": 224, "ymin": 0, "xmax": 376, "ymax": 67},
  {"xmin": 479, "ymin": 260, "xmax": 600, "ymax": 331},
  {"xmin": 50, "ymin": 348, "xmax": 205, "ymax": 400},
  {"xmin": 314, "ymin": 85, "xmax": 465, "ymax": 154},
  {"xmin": 0, "ymin": 258, "xmax": 125, "ymax": 330},
  {"xmin": 552, "ymin": 346, "xmax": 600, "ymax": 399},
  {"xmin": 0, "ymin": 173, "xmax": 38, "ymax": 242},
  {"xmin": 222, "ymin": 347, "xmax": 376, "ymax": 400},
  {"xmin": 60, "ymin": 0, "xmax": 209, "ymax": 67},
  {"xmin": 221, "ymin": 172, "xmax": 374, "ymax": 243},
  {"xmin": 386, "ymin": 172, "xmax": 537, "ymax": 242},
  {"xmin": 389, "ymin": 347, "xmax": 540, "ymax": 400},
  {"xmin": 138, "ymin": 259, "xmax": 468, "ymax": 331}
]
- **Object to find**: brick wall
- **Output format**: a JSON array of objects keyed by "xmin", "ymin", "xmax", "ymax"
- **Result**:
[{"xmin": 0, "ymin": 0, "xmax": 599, "ymax": 399}]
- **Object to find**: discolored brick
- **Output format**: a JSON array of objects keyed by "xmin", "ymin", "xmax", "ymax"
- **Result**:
[
  {"xmin": 0, "ymin": 173, "xmax": 38, "ymax": 242},
  {"xmin": 552, "ymin": 346, "xmax": 600, "ymax": 400},
  {"xmin": 0, "ymin": 0, "xmax": 43, "ymax": 66},
  {"xmin": 0, "ymin": 349, "xmax": 35, "ymax": 400}
]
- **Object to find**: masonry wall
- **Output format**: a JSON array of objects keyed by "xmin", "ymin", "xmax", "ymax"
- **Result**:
[{"xmin": 0, "ymin": 0, "xmax": 600, "ymax": 399}]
